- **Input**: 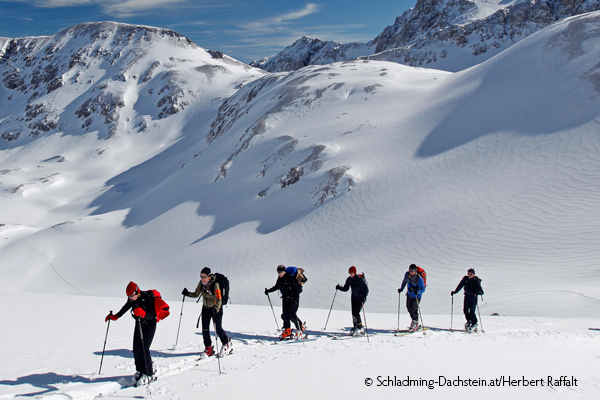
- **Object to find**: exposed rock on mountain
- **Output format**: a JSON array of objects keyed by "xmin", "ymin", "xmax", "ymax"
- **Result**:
[
  {"xmin": 252, "ymin": 0, "xmax": 600, "ymax": 72},
  {"xmin": 0, "ymin": 22, "xmax": 260, "ymax": 146}
]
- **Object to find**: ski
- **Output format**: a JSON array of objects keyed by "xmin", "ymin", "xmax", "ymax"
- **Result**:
[
  {"xmin": 426, "ymin": 327, "xmax": 469, "ymax": 333},
  {"xmin": 589, "ymin": 328, "xmax": 600, "ymax": 331},
  {"xmin": 273, "ymin": 334, "xmax": 317, "ymax": 343},
  {"xmin": 394, "ymin": 327, "xmax": 430, "ymax": 336},
  {"xmin": 327, "ymin": 331, "xmax": 370, "ymax": 340}
]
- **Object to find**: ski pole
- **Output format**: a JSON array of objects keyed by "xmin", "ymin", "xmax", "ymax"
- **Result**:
[
  {"xmin": 397, "ymin": 292, "xmax": 401, "ymax": 332},
  {"xmin": 451, "ymin": 293, "xmax": 454, "ymax": 331},
  {"xmin": 266, "ymin": 292, "xmax": 280, "ymax": 331},
  {"xmin": 213, "ymin": 319, "xmax": 222, "ymax": 374},
  {"xmin": 137, "ymin": 317, "xmax": 150, "ymax": 381},
  {"xmin": 99, "ymin": 311, "xmax": 112, "ymax": 374},
  {"xmin": 416, "ymin": 296, "xmax": 425, "ymax": 332},
  {"xmin": 174, "ymin": 294, "xmax": 185, "ymax": 347},
  {"xmin": 361, "ymin": 301, "xmax": 370, "ymax": 343},
  {"xmin": 323, "ymin": 289, "xmax": 338, "ymax": 330},
  {"xmin": 476, "ymin": 295, "xmax": 485, "ymax": 333}
]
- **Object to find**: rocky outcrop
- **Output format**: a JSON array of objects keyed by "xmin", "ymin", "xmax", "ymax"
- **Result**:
[{"xmin": 252, "ymin": 0, "xmax": 600, "ymax": 72}]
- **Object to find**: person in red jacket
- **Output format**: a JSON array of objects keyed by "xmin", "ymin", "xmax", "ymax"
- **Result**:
[{"xmin": 105, "ymin": 281, "xmax": 156, "ymax": 384}]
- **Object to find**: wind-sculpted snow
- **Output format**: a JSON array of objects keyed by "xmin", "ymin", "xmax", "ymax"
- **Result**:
[{"xmin": 1, "ymin": 17, "xmax": 600, "ymax": 321}]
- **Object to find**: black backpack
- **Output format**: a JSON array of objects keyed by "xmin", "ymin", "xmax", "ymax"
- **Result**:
[{"xmin": 214, "ymin": 273, "xmax": 230, "ymax": 305}]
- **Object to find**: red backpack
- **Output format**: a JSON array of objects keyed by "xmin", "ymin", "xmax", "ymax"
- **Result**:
[
  {"xmin": 415, "ymin": 266, "xmax": 427, "ymax": 287},
  {"xmin": 149, "ymin": 290, "xmax": 170, "ymax": 322}
]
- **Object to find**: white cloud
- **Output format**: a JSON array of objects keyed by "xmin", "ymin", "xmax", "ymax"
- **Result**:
[
  {"xmin": 241, "ymin": 3, "xmax": 319, "ymax": 32},
  {"xmin": 0, "ymin": 0, "xmax": 191, "ymax": 17}
]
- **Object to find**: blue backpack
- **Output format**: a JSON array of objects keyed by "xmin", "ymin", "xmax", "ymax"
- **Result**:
[{"xmin": 286, "ymin": 266, "xmax": 308, "ymax": 291}]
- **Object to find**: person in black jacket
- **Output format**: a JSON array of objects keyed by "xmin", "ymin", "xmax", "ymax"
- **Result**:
[
  {"xmin": 265, "ymin": 265, "xmax": 301, "ymax": 340},
  {"xmin": 105, "ymin": 281, "xmax": 156, "ymax": 384},
  {"xmin": 336, "ymin": 266, "xmax": 369, "ymax": 336},
  {"xmin": 451, "ymin": 268, "xmax": 484, "ymax": 332}
]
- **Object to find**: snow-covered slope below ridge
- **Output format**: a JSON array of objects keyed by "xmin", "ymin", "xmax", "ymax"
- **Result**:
[
  {"xmin": 252, "ymin": 0, "xmax": 600, "ymax": 72},
  {"xmin": 2, "ymin": 14, "xmax": 600, "ymax": 318}
]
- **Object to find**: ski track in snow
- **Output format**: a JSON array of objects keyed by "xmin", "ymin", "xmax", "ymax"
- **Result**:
[{"xmin": 1, "ymin": 294, "xmax": 599, "ymax": 400}]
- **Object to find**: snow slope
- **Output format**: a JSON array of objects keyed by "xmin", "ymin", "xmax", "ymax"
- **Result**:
[
  {"xmin": 0, "ymin": 293, "xmax": 598, "ymax": 400},
  {"xmin": 1, "ymin": 13, "xmax": 600, "ymax": 320}
]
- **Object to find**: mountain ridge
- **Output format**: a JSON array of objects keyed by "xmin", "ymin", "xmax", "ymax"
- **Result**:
[{"xmin": 251, "ymin": 0, "xmax": 600, "ymax": 72}]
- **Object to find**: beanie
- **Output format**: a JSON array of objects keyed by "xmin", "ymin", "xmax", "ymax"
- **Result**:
[
  {"xmin": 201, "ymin": 267, "xmax": 211, "ymax": 275},
  {"xmin": 468, "ymin": 268, "xmax": 475, "ymax": 274},
  {"xmin": 126, "ymin": 281, "xmax": 139, "ymax": 297},
  {"xmin": 277, "ymin": 265, "xmax": 286, "ymax": 273},
  {"xmin": 348, "ymin": 266, "xmax": 357, "ymax": 274},
  {"xmin": 409, "ymin": 264, "xmax": 418, "ymax": 271}
]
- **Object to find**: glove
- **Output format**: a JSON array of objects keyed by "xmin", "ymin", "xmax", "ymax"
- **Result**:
[
  {"xmin": 398, "ymin": 288, "xmax": 403, "ymax": 293},
  {"xmin": 336, "ymin": 284, "xmax": 341, "ymax": 290},
  {"xmin": 105, "ymin": 313, "xmax": 117, "ymax": 322},
  {"xmin": 133, "ymin": 307, "xmax": 146, "ymax": 318},
  {"xmin": 451, "ymin": 291, "xmax": 455, "ymax": 296},
  {"xmin": 411, "ymin": 287, "xmax": 418, "ymax": 294},
  {"xmin": 212, "ymin": 307, "xmax": 219, "ymax": 316},
  {"xmin": 264, "ymin": 288, "xmax": 269, "ymax": 295},
  {"xmin": 182, "ymin": 288, "xmax": 189, "ymax": 296}
]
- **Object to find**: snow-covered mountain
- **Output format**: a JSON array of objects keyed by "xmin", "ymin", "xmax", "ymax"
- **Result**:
[
  {"xmin": 0, "ymin": 22, "xmax": 263, "ymax": 145},
  {"xmin": 2, "ymin": 13, "xmax": 600, "ymax": 319},
  {"xmin": 251, "ymin": 0, "xmax": 600, "ymax": 72}
]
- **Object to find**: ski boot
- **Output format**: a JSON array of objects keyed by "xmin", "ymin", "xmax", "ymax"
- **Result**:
[
  {"xmin": 468, "ymin": 323, "xmax": 478, "ymax": 333},
  {"xmin": 409, "ymin": 320, "xmax": 420, "ymax": 332},
  {"xmin": 217, "ymin": 340, "xmax": 232, "ymax": 358},
  {"xmin": 279, "ymin": 328, "xmax": 293, "ymax": 340},
  {"xmin": 464, "ymin": 322, "xmax": 471, "ymax": 332}
]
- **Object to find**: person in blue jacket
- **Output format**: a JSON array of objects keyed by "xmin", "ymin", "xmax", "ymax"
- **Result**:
[{"xmin": 398, "ymin": 264, "xmax": 426, "ymax": 331}]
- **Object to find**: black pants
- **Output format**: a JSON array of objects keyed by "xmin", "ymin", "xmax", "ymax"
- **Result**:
[
  {"xmin": 406, "ymin": 296, "xmax": 421, "ymax": 322},
  {"xmin": 201, "ymin": 307, "xmax": 228, "ymax": 348},
  {"xmin": 133, "ymin": 319, "xmax": 156, "ymax": 376},
  {"xmin": 463, "ymin": 295, "xmax": 478, "ymax": 325},
  {"xmin": 281, "ymin": 299, "xmax": 301, "ymax": 330},
  {"xmin": 351, "ymin": 297, "xmax": 363, "ymax": 328}
]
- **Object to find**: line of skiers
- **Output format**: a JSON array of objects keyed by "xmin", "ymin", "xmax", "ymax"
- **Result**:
[{"xmin": 103, "ymin": 263, "xmax": 483, "ymax": 384}]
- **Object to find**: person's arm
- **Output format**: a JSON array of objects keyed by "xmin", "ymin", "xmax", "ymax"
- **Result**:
[
  {"xmin": 337, "ymin": 276, "xmax": 351, "ymax": 292},
  {"xmin": 187, "ymin": 280, "xmax": 203, "ymax": 298},
  {"xmin": 214, "ymin": 283, "xmax": 223, "ymax": 312},
  {"xmin": 399, "ymin": 272, "xmax": 408, "ymax": 292},
  {"xmin": 452, "ymin": 276, "xmax": 467, "ymax": 294},
  {"xmin": 115, "ymin": 300, "xmax": 133, "ymax": 319}
]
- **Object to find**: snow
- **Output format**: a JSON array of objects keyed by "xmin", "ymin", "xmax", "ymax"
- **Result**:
[
  {"xmin": 0, "ymin": 293, "xmax": 598, "ymax": 399},
  {"xmin": 1, "ymin": 10, "xmax": 600, "ymax": 400}
]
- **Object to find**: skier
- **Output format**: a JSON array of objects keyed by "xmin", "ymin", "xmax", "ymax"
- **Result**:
[
  {"xmin": 336, "ymin": 266, "xmax": 369, "ymax": 336},
  {"xmin": 105, "ymin": 281, "xmax": 157, "ymax": 384},
  {"xmin": 264, "ymin": 265, "xmax": 302, "ymax": 340},
  {"xmin": 182, "ymin": 267, "xmax": 231, "ymax": 358},
  {"xmin": 398, "ymin": 264, "xmax": 426, "ymax": 332},
  {"xmin": 451, "ymin": 268, "xmax": 484, "ymax": 332}
]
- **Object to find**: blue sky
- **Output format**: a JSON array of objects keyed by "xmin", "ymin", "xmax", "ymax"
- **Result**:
[{"xmin": 0, "ymin": 0, "xmax": 415, "ymax": 63}]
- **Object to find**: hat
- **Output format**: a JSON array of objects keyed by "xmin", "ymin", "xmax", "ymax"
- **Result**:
[
  {"xmin": 126, "ymin": 281, "xmax": 139, "ymax": 297},
  {"xmin": 201, "ymin": 267, "xmax": 211, "ymax": 276},
  {"xmin": 277, "ymin": 265, "xmax": 286, "ymax": 273},
  {"xmin": 348, "ymin": 266, "xmax": 357, "ymax": 274},
  {"xmin": 468, "ymin": 268, "xmax": 475, "ymax": 275},
  {"xmin": 409, "ymin": 264, "xmax": 418, "ymax": 271}
]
